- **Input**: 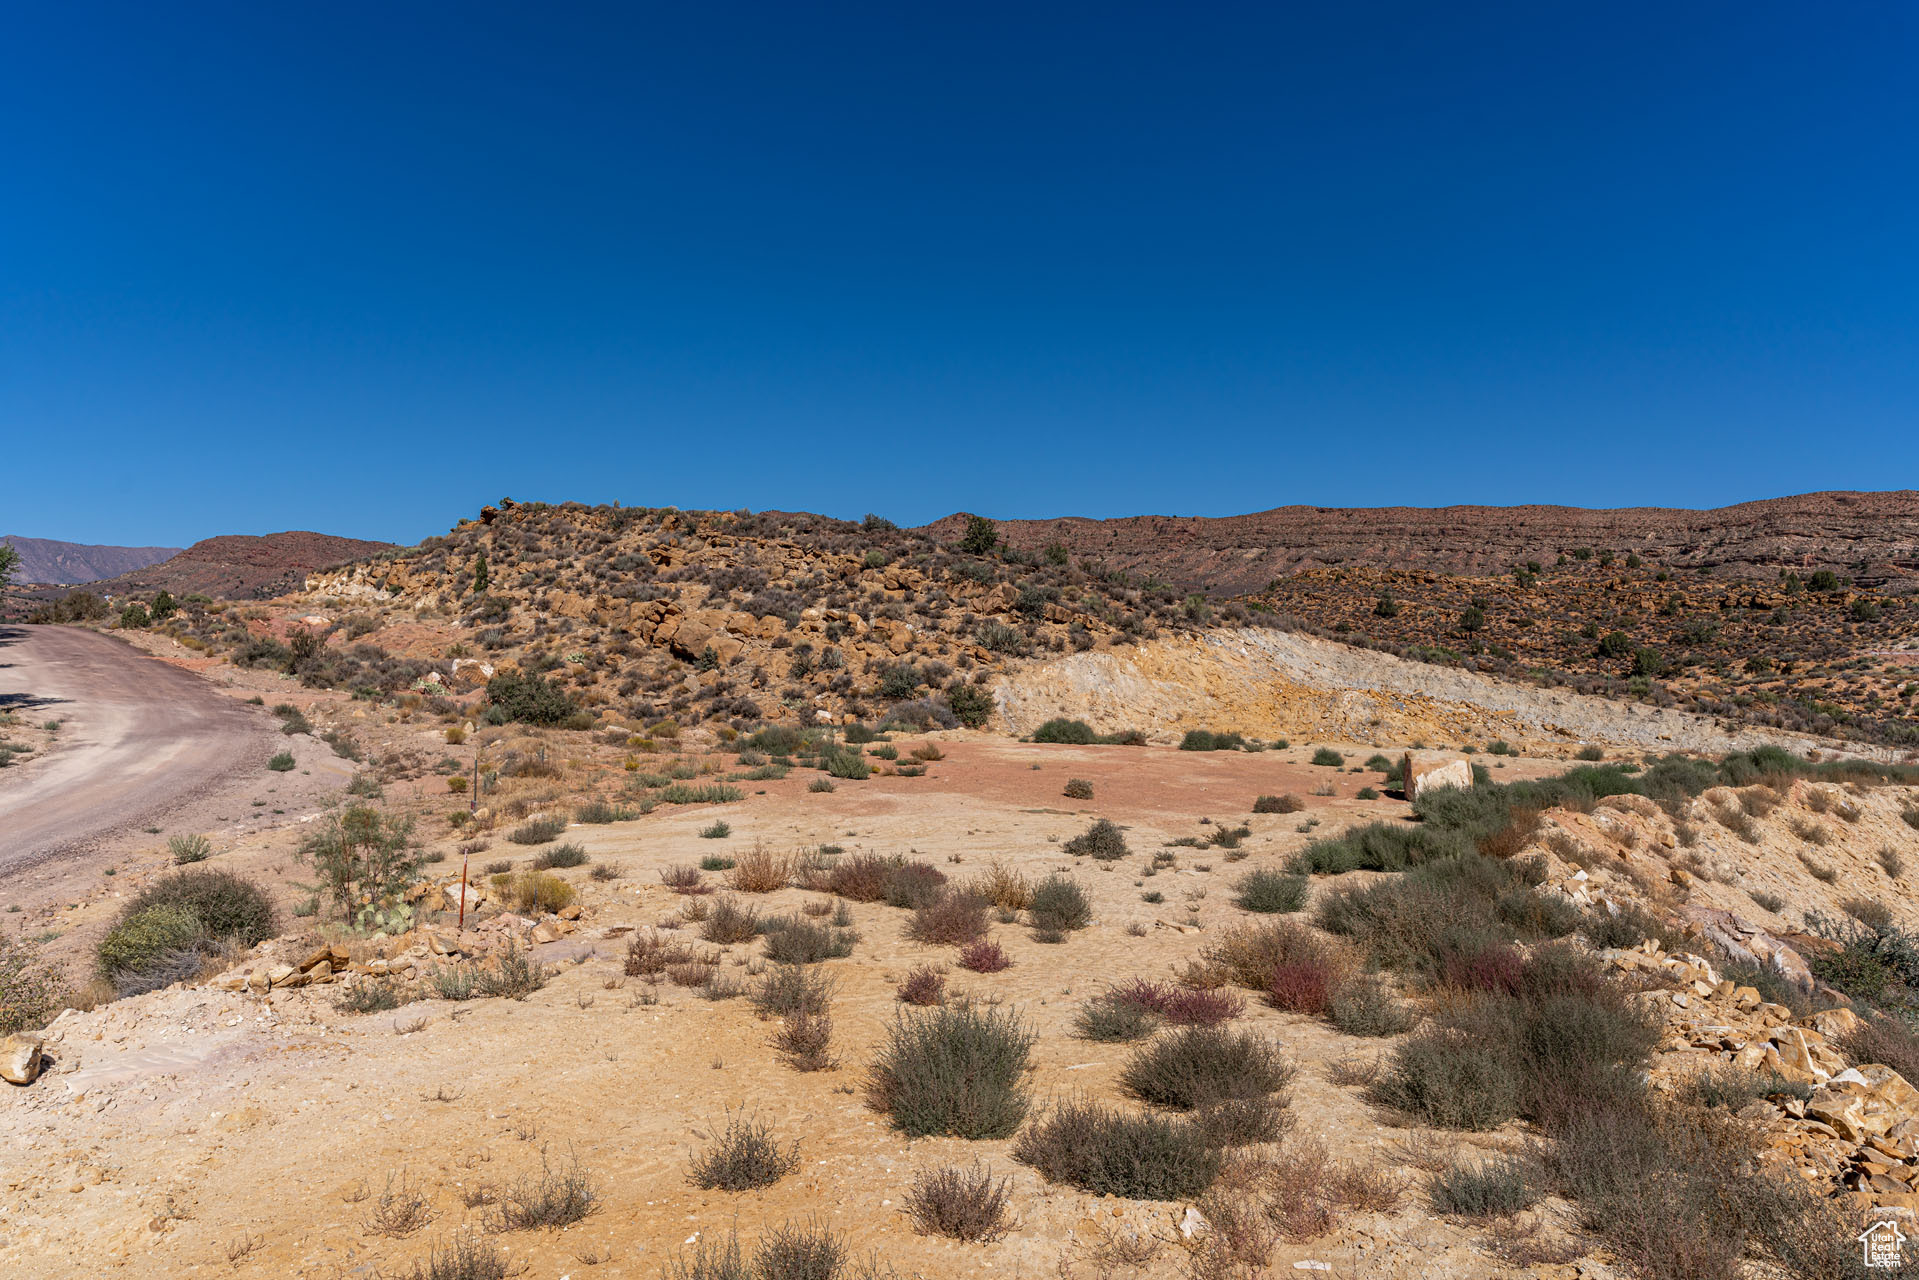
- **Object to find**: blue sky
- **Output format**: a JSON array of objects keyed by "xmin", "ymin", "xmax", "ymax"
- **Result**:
[{"xmin": 4, "ymin": 3, "xmax": 1915, "ymax": 547}]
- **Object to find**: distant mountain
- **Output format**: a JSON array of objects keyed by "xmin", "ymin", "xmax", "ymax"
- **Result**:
[
  {"xmin": 80, "ymin": 532, "xmax": 396, "ymax": 600},
  {"xmin": 0, "ymin": 535, "xmax": 183, "ymax": 585},
  {"xmin": 919, "ymin": 491, "xmax": 1919, "ymax": 596}
]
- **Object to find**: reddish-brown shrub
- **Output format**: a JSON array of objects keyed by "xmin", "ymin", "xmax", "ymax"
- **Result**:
[
  {"xmin": 898, "ymin": 965, "xmax": 948, "ymax": 1005},
  {"xmin": 907, "ymin": 891, "xmax": 989, "ymax": 946},
  {"xmin": 958, "ymin": 939, "xmax": 1010, "ymax": 973},
  {"xmin": 1265, "ymin": 959, "xmax": 1338, "ymax": 1017},
  {"xmin": 1440, "ymin": 942, "xmax": 1527, "ymax": 996}
]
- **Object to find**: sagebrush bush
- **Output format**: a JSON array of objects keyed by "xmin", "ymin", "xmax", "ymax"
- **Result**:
[
  {"xmin": 867, "ymin": 1004, "xmax": 1035, "ymax": 1139},
  {"xmin": 509, "ymin": 870, "xmax": 575, "ymax": 914},
  {"xmin": 488, "ymin": 1150, "xmax": 600, "ymax": 1229},
  {"xmin": 702, "ymin": 896, "xmax": 763, "ymax": 944},
  {"xmin": 531, "ymin": 842, "xmax": 589, "ymax": 869},
  {"xmin": 883, "ymin": 861, "xmax": 949, "ymax": 909},
  {"xmin": 1033, "ymin": 718, "xmax": 1097, "ymax": 744},
  {"xmin": 1064, "ymin": 818, "xmax": 1128, "ymax": 860},
  {"xmin": 1252, "ymin": 794, "xmax": 1305, "ymax": 814},
  {"xmin": 1428, "ymin": 1153, "xmax": 1542, "ymax": 1217},
  {"xmin": 1328, "ymin": 976, "xmax": 1414, "ymax": 1037},
  {"xmin": 760, "ymin": 916, "xmax": 857, "ymax": 963},
  {"xmin": 1014, "ymin": 1100, "xmax": 1220, "ymax": 1200},
  {"xmin": 1062, "ymin": 778, "xmax": 1094, "ymax": 800},
  {"xmin": 907, "ymin": 891, "xmax": 990, "ymax": 945},
  {"xmin": 1028, "ymin": 875, "xmax": 1090, "ymax": 932},
  {"xmin": 1234, "ymin": 869, "xmax": 1308, "ymax": 914},
  {"xmin": 1119, "ymin": 1026, "xmax": 1293, "ymax": 1112},
  {"xmin": 689, "ymin": 1112, "xmax": 800, "ymax": 1191},
  {"xmin": 507, "ymin": 815, "xmax": 566, "ymax": 845},
  {"xmin": 752, "ymin": 964, "xmax": 835, "ymax": 1019},
  {"xmin": 904, "ymin": 1165, "xmax": 1013, "ymax": 1242},
  {"xmin": 727, "ymin": 846, "xmax": 792, "ymax": 892}
]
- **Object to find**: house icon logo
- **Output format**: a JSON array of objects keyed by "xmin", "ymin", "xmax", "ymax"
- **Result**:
[{"xmin": 1862, "ymin": 1216, "xmax": 1907, "ymax": 1269}]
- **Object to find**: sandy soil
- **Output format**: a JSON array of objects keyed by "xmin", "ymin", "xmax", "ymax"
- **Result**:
[{"xmin": 0, "ymin": 740, "xmax": 1561, "ymax": 1280}]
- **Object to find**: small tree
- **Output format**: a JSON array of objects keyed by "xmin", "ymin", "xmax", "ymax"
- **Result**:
[
  {"xmin": 0, "ymin": 542, "xmax": 17, "ymax": 592},
  {"xmin": 957, "ymin": 515, "xmax": 999, "ymax": 556},
  {"xmin": 473, "ymin": 553, "xmax": 489, "ymax": 595},
  {"xmin": 1374, "ymin": 591, "xmax": 1401, "ymax": 618},
  {"xmin": 1458, "ymin": 605, "xmax": 1485, "ymax": 634},
  {"xmin": 119, "ymin": 602, "xmax": 150, "ymax": 629},
  {"xmin": 1597, "ymin": 630, "xmax": 1633, "ymax": 660},
  {"xmin": 296, "ymin": 805, "xmax": 423, "ymax": 931},
  {"xmin": 150, "ymin": 590, "xmax": 178, "ymax": 621}
]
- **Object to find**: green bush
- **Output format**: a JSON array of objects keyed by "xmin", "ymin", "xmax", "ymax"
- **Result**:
[
  {"xmin": 484, "ymin": 669, "xmax": 578, "ymax": 726},
  {"xmin": 1013, "ymin": 1100, "xmax": 1220, "ymax": 1200},
  {"xmin": 945, "ymin": 684, "xmax": 994, "ymax": 729},
  {"xmin": 1033, "ymin": 718, "xmax": 1097, "ymax": 745},
  {"xmin": 1328, "ymin": 975, "xmax": 1415, "ymax": 1037},
  {"xmin": 508, "ymin": 815, "xmax": 567, "ymax": 844},
  {"xmin": 96, "ymin": 905, "xmax": 207, "ymax": 983},
  {"xmin": 168, "ymin": 833, "xmax": 213, "ymax": 864},
  {"xmin": 296, "ymin": 805, "xmax": 422, "ymax": 930},
  {"xmin": 1180, "ymin": 730, "xmax": 1246, "ymax": 752},
  {"xmin": 531, "ymin": 842, "xmax": 589, "ymax": 869},
  {"xmin": 1233, "ymin": 869, "xmax": 1307, "ymax": 914},
  {"xmin": 268, "ymin": 751, "xmax": 296, "ymax": 772},
  {"xmin": 1028, "ymin": 875, "xmax": 1091, "ymax": 932},
  {"xmin": 866, "ymin": 1004, "xmax": 1035, "ymax": 1139},
  {"xmin": 1429, "ymin": 1154, "xmax": 1543, "ymax": 1217},
  {"xmin": 823, "ymin": 750, "xmax": 871, "ymax": 780},
  {"xmin": 688, "ymin": 1112, "xmax": 800, "ymax": 1191},
  {"xmin": 119, "ymin": 867, "xmax": 277, "ymax": 950},
  {"xmin": 1118, "ymin": 1026, "xmax": 1293, "ymax": 1112},
  {"xmin": 1063, "ymin": 818, "xmax": 1128, "ymax": 860},
  {"xmin": 1310, "ymin": 747, "xmax": 1345, "ymax": 767},
  {"xmin": 1252, "ymin": 794, "xmax": 1304, "ymax": 814}
]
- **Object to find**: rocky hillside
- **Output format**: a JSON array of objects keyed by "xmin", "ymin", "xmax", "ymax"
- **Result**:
[
  {"xmin": 0, "ymin": 535, "xmax": 180, "ymax": 585},
  {"xmin": 81, "ymin": 531, "xmax": 394, "ymax": 600},
  {"xmin": 291, "ymin": 501, "xmax": 1225, "ymax": 730},
  {"xmin": 923, "ymin": 491, "xmax": 1919, "ymax": 596}
]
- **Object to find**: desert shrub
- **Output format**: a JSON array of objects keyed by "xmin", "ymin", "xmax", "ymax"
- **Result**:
[
  {"xmin": 167, "ymin": 833, "xmax": 213, "ymax": 864},
  {"xmin": 1234, "ymin": 869, "xmax": 1308, "ymax": 914},
  {"xmin": 957, "ymin": 939, "xmax": 1010, "ymax": 972},
  {"xmin": 96, "ymin": 906, "xmax": 205, "ymax": 984},
  {"xmin": 509, "ymin": 870, "xmax": 575, "ymax": 914},
  {"xmin": 476, "ymin": 946, "xmax": 549, "ymax": 999},
  {"xmin": 700, "ymin": 854, "xmax": 736, "ymax": 871},
  {"xmin": 1581, "ymin": 902, "xmax": 1680, "ymax": 951},
  {"xmin": 0, "ymin": 934, "xmax": 67, "ymax": 1034},
  {"xmin": 531, "ymin": 841, "xmax": 588, "ymax": 869},
  {"xmin": 484, "ymin": 669, "xmax": 578, "ymax": 727},
  {"xmin": 1429, "ymin": 1154, "xmax": 1543, "ymax": 1217},
  {"xmin": 817, "ymin": 852, "xmax": 902, "ymax": 902},
  {"xmin": 1838, "ymin": 1016, "xmax": 1919, "ymax": 1082},
  {"xmin": 752, "ymin": 963, "xmax": 835, "ymax": 1019},
  {"xmin": 507, "ymin": 815, "xmax": 566, "ymax": 845},
  {"xmin": 1063, "ymin": 817, "xmax": 1128, "ymax": 860},
  {"xmin": 703, "ymin": 896, "xmax": 764, "ymax": 944},
  {"xmin": 689, "ymin": 1112, "xmax": 800, "ymax": 1191},
  {"xmin": 1076, "ymin": 989, "xmax": 1161, "ymax": 1041},
  {"xmin": 661, "ymin": 864, "xmax": 707, "ymax": 894},
  {"xmin": 1315, "ymin": 854, "xmax": 1570, "ymax": 976},
  {"xmin": 575, "ymin": 799, "xmax": 626, "ymax": 824},
  {"xmin": 897, "ymin": 965, "xmax": 947, "ymax": 1005},
  {"xmin": 1014, "ymin": 1100, "xmax": 1220, "ymax": 1200},
  {"xmin": 1180, "ymin": 729, "xmax": 1247, "ymax": 752},
  {"xmin": 1328, "ymin": 976, "xmax": 1414, "ymax": 1037},
  {"xmin": 336, "ymin": 980, "xmax": 406, "ymax": 1014},
  {"xmin": 975, "ymin": 861, "xmax": 1032, "ymax": 912},
  {"xmin": 1253, "ymin": 793, "xmax": 1305, "ymax": 814},
  {"xmin": 699, "ymin": 820, "xmax": 732, "ymax": 839},
  {"xmin": 268, "ymin": 750, "xmax": 295, "ymax": 772},
  {"xmin": 907, "ymin": 891, "xmax": 989, "ymax": 946},
  {"xmin": 866, "ymin": 1003, "xmax": 1035, "ymax": 1139},
  {"xmin": 882, "ymin": 861, "xmax": 949, "ymax": 909},
  {"xmin": 760, "ymin": 916, "xmax": 857, "ymax": 963},
  {"xmin": 115, "ymin": 867, "xmax": 277, "ymax": 953},
  {"xmin": 1028, "ymin": 875, "xmax": 1091, "ymax": 932},
  {"xmin": 1291, "ymin": 821, "xmax": 1465, "ymax": 875},
  {"xmin": 1311, "ymin": 748, "xmax": 1345, "ymax": 767},
  {"xmin": 1033, "ymin": 718, "xmax": 1097, "ymax": 745},
  {"xmin": 945, "ymin": 684, "xmax": 994, "ymax": 729},
  {"xmin": 1063, "ymin": 778, "xmax": 1094, "ymax": 800},
  {"xmin": 659, "ymin": 782, "xmax": 745, "ymax": 804},
  {"xmin": 728, "ymin": 846, "xmax": 793, "ymax": 892},
  {"xmin": 823, "ymin": 750, "xmax": 871, "ymax": 780},
  {"xmin": 1679, "ymin": 1065, "xmax": 1811, "ymax": 1110},
  {"xmin": 489, "ymin": 1150, "xmax": 600, "ymax": 1229},
  {"xmin": 1193, "ymin": 918, "xmax": 1345, "ymax": 998},
  {"xmin": 407, "ymin": 1235, "xmax": 511, "ymax": 1280},
  {"xmin": 1370, "ymin": 1027, "xmax": 1522, "ymax": 1130},
  {"xmin": 904, "ymin": 1164, "xmax": 1013, "ymax": 1242},
  {"xmin": 774, "ymin": 1008, "xmax": 836, "ymax": 1071},
  {"xmin": 1119, "ymin": 1027, "xmax": 1293, "ymax": 1114}
]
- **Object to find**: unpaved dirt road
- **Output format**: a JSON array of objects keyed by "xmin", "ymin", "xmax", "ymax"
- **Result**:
[{"xmin": 0, "ymin": 625, "xmax": 274, "ymax": 877}]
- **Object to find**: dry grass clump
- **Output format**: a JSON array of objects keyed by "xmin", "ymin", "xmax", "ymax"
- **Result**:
[
  {"xmin": 903, "ymin": 1164, "xmax": 1013, "ymax": 1242},
  {"xmin": 659, "ymin": 864, "xmax": 708, "ymax": 894},
  {"xmin": 625, "ymin": 932, "xmax": 705, "ymax": 976},
  {"xmin": 727, "ymin": 844, "xmax": 793, "ymax": 893},
  {"xmin": 406, "ymin": 1236, "xmax": 511, "ymax": 1280},
  {"xmin": 365, "ymin": 1171, "xmax": 437, "ymax": 1238},
  {"xmin": 974, "ymin": 861, "xmax": 1032, "ymax": 912},
  {"xmin": 507, "ymin": 870, "xmax": 575, "ymax": 914}
]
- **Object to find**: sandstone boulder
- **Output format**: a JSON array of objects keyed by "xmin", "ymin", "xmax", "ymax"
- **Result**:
[
  {"xmin": 1, "ymin": 1033, "xmax": 43, "ymax": 1085},
  {"xmin": 1400, "ymin": 753, "xmax": 1473, "ymax": 800}
]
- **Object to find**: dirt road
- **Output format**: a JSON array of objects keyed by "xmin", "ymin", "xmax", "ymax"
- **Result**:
[{"xmin": 0, "ymin": 625, "xmax": 274, "ymax": 877}]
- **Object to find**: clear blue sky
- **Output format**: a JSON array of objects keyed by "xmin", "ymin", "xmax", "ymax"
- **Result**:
[{"xmin": 4, "ymin": 3, "xmax": 1915, "ymax": 547}]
